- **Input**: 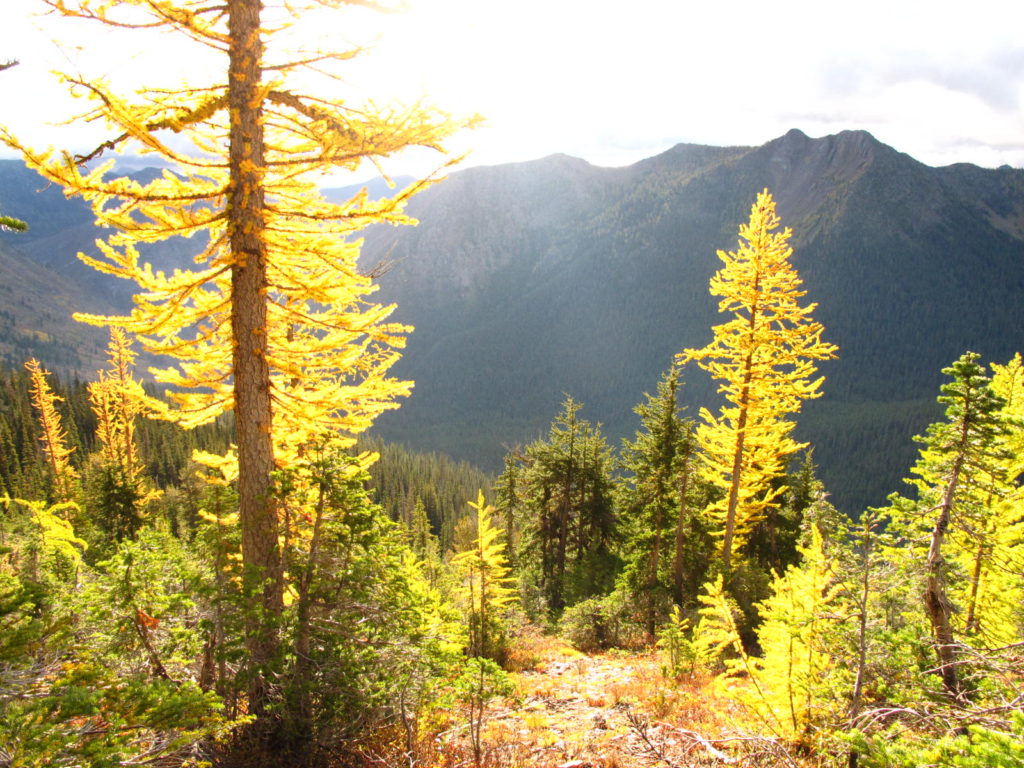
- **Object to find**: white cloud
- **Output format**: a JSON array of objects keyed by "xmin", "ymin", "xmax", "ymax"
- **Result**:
[{"xmin": 2, "ymin": 0, "xmax": 1023, "ymax": 176}]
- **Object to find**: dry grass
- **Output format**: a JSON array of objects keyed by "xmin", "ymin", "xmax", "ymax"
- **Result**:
[
  {"xmin": 504, "ymin": 624, "xmax": 578, "ymax": 673},
  {"xmin": 348, "ymin": 634, "xmax": 821, "ymax": 768}
]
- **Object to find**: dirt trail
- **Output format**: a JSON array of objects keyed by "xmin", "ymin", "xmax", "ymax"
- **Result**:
[{"xmin": 439, "ymin": 647, "xmax": 738, "ymax": 768}]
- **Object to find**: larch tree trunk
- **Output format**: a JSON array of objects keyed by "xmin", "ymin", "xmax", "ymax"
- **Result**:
[
  {"xmin": 964, "ymin": 539, "xmax": 987, "ymax": 635},
  {"xmin": 721, "ymin": 271, "xmax": 760, "ymax": 574},
  {"xmin": 227, "ymin": 0, "xmax": 282, "ymax": 713},
  {"xmin": 721, "ymin": 347, "xmax": 754, "ymax": 574},
  {"xmin": 554, "ymin": 423, "xmax": 575, "ymax": 611},
  {"xmin": 646, "ymin": 491, "xmax": 665, "ymax": 638}
]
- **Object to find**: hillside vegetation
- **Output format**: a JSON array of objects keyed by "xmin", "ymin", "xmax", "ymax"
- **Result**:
[
  {"xmin": 1, "ymin": 2, "xmax": 1023, "ymax": 764},
  {"xmin": 2, "ymin": 186, "xmax": 1023, "ymax": 768},
  {"xmin": 5, "ymin": 131, "xmax": 1024, "ymax": 514},
  {"xmin": 358, "ymin": 129, "xmax": 1024, "ymax": 514}
]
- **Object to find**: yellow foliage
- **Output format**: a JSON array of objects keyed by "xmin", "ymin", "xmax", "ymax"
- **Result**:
[
  {"xmin": 25, "ymin": 359, "xmax": 78, "ymax": 503},
  {"xmin": 951, "ymin": 354, "xmax": 1024, "ymax": 646},
  {"xmin": 197, "ymin": 508, "xmax": 239, "ymax": 527},
  {"xmin": 1, "ymin": 0, "xmax": 475, "ymax": 473},
  {"xmin": 192, "ymin": 448, "xmax": 240, "ymax": 486},
  {"xmin": 680, "ymin": 190, "xmax": 837, "ymax": 569},
  {"xmin": 4, "ymin": 3, "xmax": 477, "ymax": 690},
  {"xmin": 889, "ymin": 354, "xmax": 1024, "ymax": 648},
  {"xmin": 88, "ymin": 330, "xmax": 163, "ymax": 502},
  {"xmin": 693, "ymin": 574, "xmax": 748, "ymax": 671},
  {"xmin": 452, "ymin": 491, "xmax": 518, "ymax": 658},
  {"xmin": 747, "ymin": 526, "xmax": 846, "ymax": 739},
  {"xmin": 991, "ymin": 353, "xmax": 1024, "ymax": 477},
  {"xmin": 695, "ymin": 529, "xmax": 846, "ymax": 743},
  {"xmin": 1, "ymin": 495, "xmax": 86, "ymax": 570}
]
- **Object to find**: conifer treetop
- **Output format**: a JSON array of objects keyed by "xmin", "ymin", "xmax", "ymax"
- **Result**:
[
  {"xmin": 680, "ymin": 189, "xmax": 837, "ymax": 571},
  {"xmin": 1, "ymin": 0, "xmax": 476, "ymax": 465},
  {"xmin": 25, "ymin": 358, "xmax": 78, "ymax": 503}
]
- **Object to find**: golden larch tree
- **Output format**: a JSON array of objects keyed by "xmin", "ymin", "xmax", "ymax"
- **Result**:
[
  {"xmin": 680, "ymin": 190, "xmax": 837, "ymax": 573},
  {"xmin": 25, "ymin": 358, "xmax": 78, "ymax": 503},
  {"xmin": 452, "ymin": 491, "xmax": 517, "ymax": 660},
  {"xmin": 888, "ymin": 352, "xmax": 1017, "ymax": 694},
  {"xmin": 2, "ymin": 0, "xmax": 471, "ymax": 709},
  {"xmin": 748, "ymin": 525, "xmax": 845, "ymax": 740},
  {"xmin": 88, "ymin": 328, "xmax": 161, "ymax": 485},
  {"xmin": 955, "ymin": 354, "xmax": 1024, "ymax": 645}
]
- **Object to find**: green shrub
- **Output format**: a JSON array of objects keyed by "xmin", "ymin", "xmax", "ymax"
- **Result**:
[
  {"xmin": 656, "ymin": 605, "xmax": 698, "ymax": 678},
  {"xmin": 559, "ymin": 589, "xmax": 642, "ymax": 652},
  {"xmin": 849, "ymin": 712, "xmax": 1024, "ymax": 768}
]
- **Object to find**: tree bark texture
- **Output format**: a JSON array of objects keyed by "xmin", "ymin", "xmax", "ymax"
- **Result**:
[
  {"xmin": 672, "ymin": 452, "xmax": 692, "ymax": 606},
  {"xmin": 227, "ymin": 0, "xmax": 282, "ymax": 713},
  {"xmin": 925, "ymin": 440, "xmax": 968, "ymax": 697}
]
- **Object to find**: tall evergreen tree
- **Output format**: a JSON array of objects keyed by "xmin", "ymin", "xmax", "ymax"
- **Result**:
[
  {"xmin": 617, "ymin": 366, "xmax": 710, "ymax": 635},
  {"xmin": 493, "ymin": 452, "xmax": 524, "ymax": 568},
  {"xmin": 680, "ymin": 189, "xmax": 837, "ymax": 573},
  {"xmin": 745, "ymin": 451, "xmax": 826, "ymax": 578},
  {"xmin": 406, "ymin": 497, "xmax": 438, "ymax": 560},
  {"xmin": 3, "ymin": 0, "xmax": 469, "ymax": 711},
  {"xmin": 512, "ymin": 398, "xmax": 616, "ymax": 614}
]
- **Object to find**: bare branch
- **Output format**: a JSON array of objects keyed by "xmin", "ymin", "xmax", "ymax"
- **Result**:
[{"xmin": 264, "ymin": 48, "xmax": 364, "ymax": 72}]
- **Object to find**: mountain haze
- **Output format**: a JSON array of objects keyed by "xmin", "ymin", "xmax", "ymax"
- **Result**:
[
  {"xmin": 2, "ymin": 131, "xmax": 1023, "ymax": 513},
  {"xmin": 357, "ymin": 129, "xmax": 1024, "ymax": 513}
]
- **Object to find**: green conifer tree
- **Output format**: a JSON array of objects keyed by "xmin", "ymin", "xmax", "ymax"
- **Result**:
[
  {"xmin": 451, "ymin": 491, "xmax": 517, "ymax": 661},
  {"xmin": 406, "ymin": 495, "xmax": 444, "ymax": 590},
  {"xmin": 513, "ymin": 398, "xmax": 617, "ymax": 614},
  {"xmin": 617, "ymin": 366, "xmax": 709, "ymax": 636},
  {"xmin": 493, "ymin": 452, "xmax": 523, "ymax": 568},
  {"xmin": 888, "ymin": 352, "xmax": 1012, "ymax": 696}
]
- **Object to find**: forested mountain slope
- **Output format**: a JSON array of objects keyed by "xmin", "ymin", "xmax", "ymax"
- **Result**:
[
  {"xmin": 0, "ymin": 238, "xmax": 107, "ymax": 370},
  {"xmin": 0, "ymin": 161, "xmax": 191, "ymax": 372},
  {"xmin": 356, "ymin": 129, "xmax": 1024, "ymax": 513},
  {"xmin": 3, "ymin": 130, "xmax": 1023, "ymax": 513}
]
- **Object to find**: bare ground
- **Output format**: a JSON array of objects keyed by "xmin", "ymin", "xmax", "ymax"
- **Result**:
[{"xmin": 431, "ymin": 641, "xmax": 797, "ymax": 768}]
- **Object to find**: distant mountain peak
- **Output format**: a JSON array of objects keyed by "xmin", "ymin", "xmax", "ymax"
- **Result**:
[
  {"xmin": 5, "ymin": 130, "xmax": 1023, "ymax": 518},
  {"xmin": 542, "ymin": 152, "xmax": 589, "ymax": 163},
  {"xmin": 771, "ymin": 128, "xmax": 886, "ymax": 157},
  {"xmin": 833, "ymin": 128, "xmax": 878, "ymax": 142},
  {"xmin": 509, "ymin": 152, "xmax": 596, "ymax": 173},
  {"xmin": 744, "ymin": 128, "xmax": 903, "ymax": 221}
]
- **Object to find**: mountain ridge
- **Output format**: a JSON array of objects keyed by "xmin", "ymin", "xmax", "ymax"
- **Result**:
[
  {"xmin": 357, "ymin": 130, "xmax": 1024, "ymax": 512},
  {"xmin": 2, "ymin": 131, "xmax": 1023, "ymax": 513}
]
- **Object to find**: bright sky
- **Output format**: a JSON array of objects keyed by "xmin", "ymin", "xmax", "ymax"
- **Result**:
[{"xmin": 1, "ymin": 0, "xmax": 1023, "ymax": 180}]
